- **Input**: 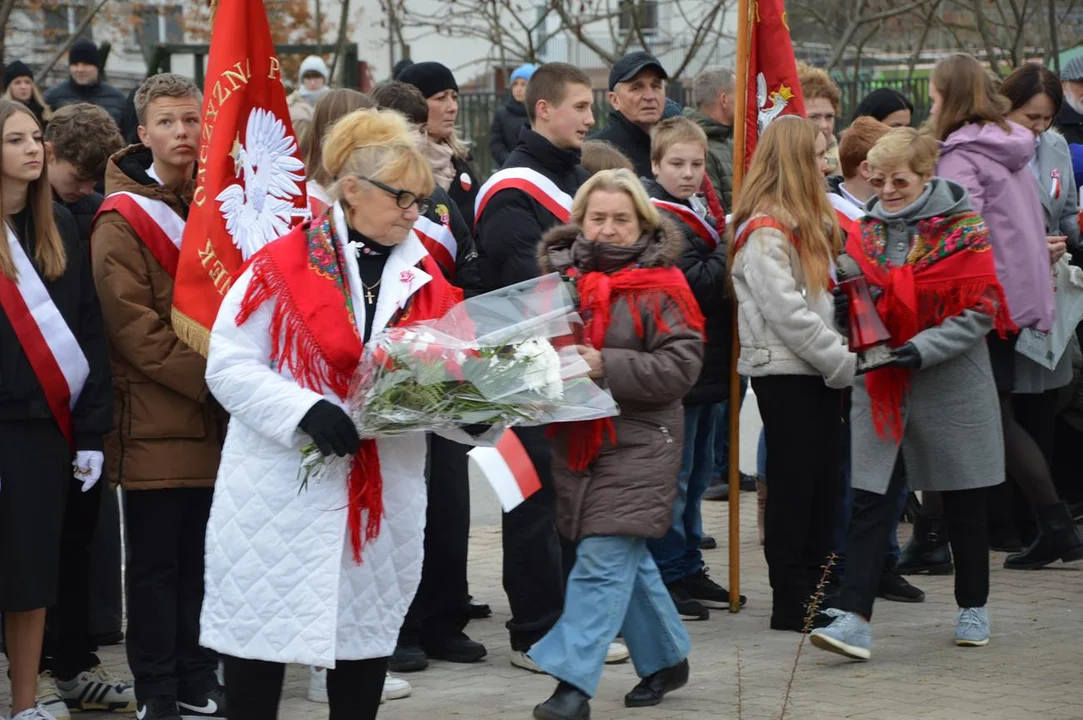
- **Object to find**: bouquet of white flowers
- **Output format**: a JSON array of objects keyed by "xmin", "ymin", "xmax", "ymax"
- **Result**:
[{"xmin": 300, "ymin": 274, "xmax": 618, "ymax": 483}]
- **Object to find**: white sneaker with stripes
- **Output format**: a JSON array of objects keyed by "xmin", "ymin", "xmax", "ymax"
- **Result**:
[
  {"xmin": 53, "ymin": 665, "xmax": 136, "ymax": 713},
  {"xmin": 34, "ymin": 674, "xmax": 69, "ymax": 720}
]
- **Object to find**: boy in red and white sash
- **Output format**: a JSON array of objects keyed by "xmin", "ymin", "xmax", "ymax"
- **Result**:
[
  {"xmin": 475, "ymin": 63, "xmax": 636, "ymax": 672},
  {"xmin": 642, "ymin": 116, "xmax": 742, "ymax": 617},
  {"xmin": 0, "ymin": 100, "xmax": 112, "ymax": 720},
  {"xmin": 91, "ymin": 74, "xmax": 227, "ymax": 720}
]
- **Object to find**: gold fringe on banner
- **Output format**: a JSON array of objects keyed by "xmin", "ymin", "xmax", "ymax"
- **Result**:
[{"xmin": 172, "ymin": 307, "xmax": 212, "ymax": 358}]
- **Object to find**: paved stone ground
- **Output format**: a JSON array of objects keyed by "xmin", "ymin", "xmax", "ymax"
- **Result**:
[{"xmin": 5, "ymin": 495, "xmax": 1082, "ymax": 720}]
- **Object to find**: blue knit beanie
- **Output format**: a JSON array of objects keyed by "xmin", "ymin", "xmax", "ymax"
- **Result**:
[{"xmin": 510, "ymin": 63, "xmax": 538, "ymax": 84}]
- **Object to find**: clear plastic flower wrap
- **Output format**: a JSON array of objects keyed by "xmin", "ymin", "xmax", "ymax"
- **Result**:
[{"xmin": 299, "ymin": 274, "xmax": 619, "ymax": 475}]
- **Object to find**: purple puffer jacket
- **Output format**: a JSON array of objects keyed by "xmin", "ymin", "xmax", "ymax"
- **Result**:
[{"xmin": 937, "ymin": 121, "xmax": 1055, "ymax": 331}]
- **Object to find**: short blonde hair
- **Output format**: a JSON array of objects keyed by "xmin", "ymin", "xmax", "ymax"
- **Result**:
[
  {"xmin": 580, "ymin": 140, "xmax": 634, "ymax": 174},
  {"xmin": 322, "ymin": 107, "xmax": 435, "ymax": 201},
  {"xmin": 134, "ymin": 73, "xmax": 201, "ymax": 125},
  {"xmin": 649, "ymin": 116, "xmax": 708, "ymax": 164},
  {"xmin": 866, "ymin": 127, "xmax": 940, "ymax": 178},
  {"xmin": 571, "ymin": 168, "xmax": 661, "ymax": 231}
]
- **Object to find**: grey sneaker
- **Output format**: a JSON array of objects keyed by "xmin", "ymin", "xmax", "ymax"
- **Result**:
[
  {"xmin": 954, "ymin": 606, "xmax": 989, "ymax": 647},
  {"xmin": 808, "ymin": 610, "xmax": 872, "ymax": 660}
]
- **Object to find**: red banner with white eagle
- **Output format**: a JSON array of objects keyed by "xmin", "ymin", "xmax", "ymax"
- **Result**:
[
  {"xmin": 171, "ymin": 0, "xmax": 308, "ymax": 354},
  {"xmin": 741, "ymin": 0, "xmax": 806, "ymax": 168}
]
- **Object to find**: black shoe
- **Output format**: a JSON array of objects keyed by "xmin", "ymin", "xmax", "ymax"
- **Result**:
[
  {"xmin": 1069, "ymin": 501, "xmax": 1083, "ymax": 522},
  {"xmin": 137, "ymin": 696, "xmax": 183, "ymax": 720},
  {"xmin": 738, "ymin": 472, "xmax": 757, "ymax": 492},
  {"xmin": 465, "ymin": 595, "xmax": 492, "ymax": 619},
  {"xmin": 895, "ymin": 519, "xmax": 953, "ymax": 575},
  {"xmin": 683, "ymin": 568, "xmax": 747, "ymax": 609},
  {"xmin": 624, "ymin": 658, "xmax": 689, "ymax": 708},
  {"xmin": 389, "ymin": 639, "xmax": 430, "ymax": 672},
  {"xmin": 700, "ymin": 535, "xmax": 717, "ymax": 550},
  {"xmin": 534, "ymin": 681, "xmax": 591, "ymax": 720},
  {"xmin": 421, "ymin": 632, "xmax": 488, "ymax": 663},
  {"xmin": 177, "ymin": 685, "xmax": 226, "ymax": 719},
  {"xmin": 666, "ymin": 583, "xmax": 709, "ymax": 620},
  {"xmin": 1004, "ymin": 502, "xmax": 1083, "ymax": 570},
  {"xmin": 877, "ymin": 569, "xmax": 925, "ymax": 602}
]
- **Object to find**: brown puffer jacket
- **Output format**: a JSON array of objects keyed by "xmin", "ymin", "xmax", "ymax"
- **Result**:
[
  {"xmin": 91, "ymin": 145, "xmax": 225, "ymax": 490},
  {"xmin": 539, "ymin": 218, "xmax": 704, "ymax": 541}
]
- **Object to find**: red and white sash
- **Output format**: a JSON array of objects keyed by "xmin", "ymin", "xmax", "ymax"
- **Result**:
[
  {"xmin": 413, "ymin": 215, "xmax": 457, "ymax": 279},
  {"xmin": 96, "ymin": 192, "xmax": 185, "ymax": 277},
  {"xmin": 474, "ymin": 167, "xmax": 573, "ymax": 225},
  {"xmin": 828, "ymin": 192, "xmax": 864, "ymax": 238},
  {"xmin": 308, "ymin": 182, "xmax": 331, "ymax": 218},
  {"xmin": 0, "ymin": 224, "xmax": 90, "ymax": 444},
  {"xmin": 650, "ymin": 198, "xmax": 721, "ymax": 249}
]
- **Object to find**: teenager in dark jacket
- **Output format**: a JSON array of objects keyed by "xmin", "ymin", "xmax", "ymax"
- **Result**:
[
  {"xmin": 489, "ymin": 63, "xmax": 536, "ymax": 169},
  {"xmin": 591, "ymin": 51, "xmax": 668, "ymax": 179},
  {"xmin": 475, "ymin": 62, "xmax": 633, "ymax": 673},
  {"xmin": 0, "ymin": 100, "xmax": 112, "ymax": 720},
  {"xmin": 43, "ymin": 39, "xmax": 126, "ymax": 127}
]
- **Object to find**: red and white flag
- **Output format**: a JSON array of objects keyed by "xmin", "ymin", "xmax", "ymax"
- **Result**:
[
  {"xmin": 468, "ymin": 430, "xmax": 542, "ymax": 512},
  {"xmin": 0, "ymin": 226, "xmax": 89, "ymax": 444},
  {"xmin": 171, "ymin": 0, "xmax": 307, "ymax": 354}
]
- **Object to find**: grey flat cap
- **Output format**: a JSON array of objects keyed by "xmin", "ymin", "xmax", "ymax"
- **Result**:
[{"xmin": 1062, "ymin": 55, "xmax": 1083, "ymax": 82}]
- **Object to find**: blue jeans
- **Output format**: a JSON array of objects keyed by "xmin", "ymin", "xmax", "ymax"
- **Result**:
[
  {"xmin": 712, "ymin": 377, "xmax": 749, "ymax": 477},
  {"xmin": 648, "ymin": 404, "xmax": 716, "ymax": 584},
  {"xmin": 529, "ymin": 536, "xmax": 691, "ymax": 696}
]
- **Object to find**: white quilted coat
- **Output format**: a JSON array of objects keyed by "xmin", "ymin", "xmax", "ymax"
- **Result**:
[{"xmin": 200, "ymin": 203, "xmax": 473, "ymax": 667}]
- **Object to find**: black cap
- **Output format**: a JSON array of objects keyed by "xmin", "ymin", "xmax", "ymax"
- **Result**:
[
  {"xmin": 397, "ymin": 61, "xmax": 458, "ymax": 99},
  {"xmin": 4, "ymin": 61, "xmax": 33, "ymax": 87},
  {"xmin": 608, "ymin": 51, "xmax": 667, "ymax": 91},
  {"xmin": 392, "ymin": 58, "xmax": 414, "ymax": 80},
  {"xmin": 69, "ymin": 38, "xmax": 100, "ymax": 68}
]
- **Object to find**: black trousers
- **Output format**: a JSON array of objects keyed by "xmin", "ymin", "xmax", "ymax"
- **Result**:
[
  {"xmin": 399, "ymin": 435, "xmax": 471, "ymax": 644},
  {"xmin": 124, "ymin": 488, "xmax": 218, "ymax": 701},
  {"xmin": 501, "ymin": 426, "xmax": 567, "ymax": 651},
  {"xmin": 88, "ymin": 486, "xmax": 124, "ymax": 641},
  {"xmin": 753, "ymin": 375, "xmax": 843, "ymax": 623},
  {"xmin": 837, "ymin": 460, "xmax": 990, "ymax": 619},
  {"xmin": 42, "ymin": 474, "xmax": 104, "ymax": 679},
  {"xmin": 223, "ymin": 655, "xmax": 387, "ymax": 720}
]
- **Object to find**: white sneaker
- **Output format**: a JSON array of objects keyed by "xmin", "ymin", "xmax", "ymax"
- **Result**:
[
  {"xmin": 605, "ymin": 642, "xmax": 630, "ymax": 664},
  {"xmin": 11, "ymin": 705, "xmax": 58, "ymax": 720},
  {"xmin": 510, "ymin": 650, "xmax": 544, "ymax": 674},
  {"xmin": 34, "ymin": 674, "xmax": 69, "ymax": 720},
  {"xmin": 382, "ymin": 673, "xmax": 411, "ymax": 702},
  {"xmin": 53, "ymin": 664, "xmax": 135, "ymax": 713},
  {"xmin": 306, "ymin": 667, "xmax": 328, "ymax": 704}
]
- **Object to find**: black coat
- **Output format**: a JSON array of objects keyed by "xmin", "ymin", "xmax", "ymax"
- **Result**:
[
  {"xmin": 446, "ymin": 154, "xmax": 481, "ymax": 231},
  {"xmin": 476, "ymin": 129, "xmax": 589, "ymax": 292},
  {"xmin": 0, "ymin": 203, "xmax": 112, "ymax": 450},
  {"xmin": 591, "ymin": 110, "xmax": 653, "ymax": 179},
  {"xmin": 427, "ymin": 185, "xmax": 483, "ymax": 297},
  {"xmin": 644, "ymin": 180, "xmax": 732, "ymax": 405},
  {"xmin": 43, "ymin": 78, "xmax": 127, "ymax": 128},
  {"xmin": 56, "ymin": 191, "xmax": 104, "ymax": 247},
  {"xmin": 489, "ymin": 97, "xmax": 530, "ymax": 169},
  {"xmin": 1055, "ymin": 104, "xmax": 1083, "ymax": 147}
]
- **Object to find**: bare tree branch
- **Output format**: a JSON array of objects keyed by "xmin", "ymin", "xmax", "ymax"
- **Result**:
[{"xmin": 35, "ymin": 0, "xmax": 112, "ymax": 84}]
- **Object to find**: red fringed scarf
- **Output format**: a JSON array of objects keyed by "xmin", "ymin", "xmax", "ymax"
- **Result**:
[
  {"xmin": 235, "ymin": 213, "xmax": 461, "ymax": 563},
  {"xmin": 848, "ymin": 213, "xmax": 1015, "ymax": 441},
  {"xmin": 556, "ymin": 264, "xmax": 705, "ymax": 471}
]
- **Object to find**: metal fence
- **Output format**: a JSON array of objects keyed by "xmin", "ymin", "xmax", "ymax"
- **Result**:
[{"xmin": 458, "ymin": 77, "xmax": 932, "ymax": 180}]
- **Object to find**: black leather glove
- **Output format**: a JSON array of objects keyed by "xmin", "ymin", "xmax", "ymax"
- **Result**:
[
  {"xmin": 461, "ymin": 423, "xmax": 493, "ymax": 437},
  {"xmin": 832, "ymin": 286, "xmax": 849, "ymax": 339},
  {"xmin": 298, "ymin": 400, "xmax": 362, "ymax": 457},
  {"xmin": 889, "ymin": 342, "xmax": 922, "ymax": 370}
]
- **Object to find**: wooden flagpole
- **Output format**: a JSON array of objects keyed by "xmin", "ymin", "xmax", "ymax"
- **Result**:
[{"xmin": 727, "ymin": 0, "xmax": 753, "ymax": 614}]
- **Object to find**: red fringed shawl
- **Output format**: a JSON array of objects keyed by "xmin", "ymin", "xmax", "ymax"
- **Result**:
[
  {"xmin": 558, "ymin": 264, "xmax": 705, "ymax": 471},
  {"xmin": 235, "ymin": 214, "xmax": 461, "ymax": 563},
  {"xmin": 848, "ymin": 212, "xmax": 1015, "ymax": 441}
]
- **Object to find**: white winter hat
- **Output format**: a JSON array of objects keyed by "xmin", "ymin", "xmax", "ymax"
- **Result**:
[{"xmin": 299, "ymin": 55, "xmax": 330, "ymax": 84}]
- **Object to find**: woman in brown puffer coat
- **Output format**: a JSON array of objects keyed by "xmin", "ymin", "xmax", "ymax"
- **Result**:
[{"xmin": 526, "ymin": 169, "xmax": 704, "ymax": 720}]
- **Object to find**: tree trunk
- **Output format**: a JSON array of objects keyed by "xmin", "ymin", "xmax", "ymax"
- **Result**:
[
  {"xmin": 0, "ymin": 0, "xmax": 17, "ymax": 88},
  {"xmin": 329, "ymin": 0, "xmax": 352, "ymax": 83},
  {"xmin": 1047, "ymin": 0, "xmax": 1060, "ymax": 72}
]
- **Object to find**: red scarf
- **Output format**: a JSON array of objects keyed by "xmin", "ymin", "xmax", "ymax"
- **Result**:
[
  {"xmin": 235, "ymin": 214, "xmax": 461, "ymax": 563},
  {"xmin": 556, "ymin": 264, "xmax": 705, "ymax": 471},
  {"xmin": 848, "ymin": 213, "xmax": 1015, "ymax": 441}
]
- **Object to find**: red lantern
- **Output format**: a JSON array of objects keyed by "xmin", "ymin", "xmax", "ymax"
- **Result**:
[{"xmin": 837, "ymin": 253, "xmax": 894, "ymax": 372}]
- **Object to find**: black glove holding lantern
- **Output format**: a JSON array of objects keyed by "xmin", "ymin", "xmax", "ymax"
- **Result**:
[{"xmin": 835, "ymin": 252, "xmax": 904, "ymax": 374}]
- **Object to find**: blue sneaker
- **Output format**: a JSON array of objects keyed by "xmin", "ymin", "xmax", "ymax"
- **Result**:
[
  {"xmin": 954, "ymin": 606, "xmax": 989, "ymax": 647},
  {"xmin": 809, "ymin": 610, "xmax": 872, "ymax": 661}
]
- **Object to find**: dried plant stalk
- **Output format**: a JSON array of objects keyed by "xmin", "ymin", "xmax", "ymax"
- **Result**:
[{"xmin": 777, "ymin": 552, "xmax": 838, "ymax": 719}]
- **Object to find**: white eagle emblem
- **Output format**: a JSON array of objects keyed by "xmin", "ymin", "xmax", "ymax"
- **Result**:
[
  {"xmin": 216, "ymin": 108, "xmax": 306, "ymax": 259},
  {"xmin": 757, "ymin": 72, "xmax": 795, "ymax": 133}
]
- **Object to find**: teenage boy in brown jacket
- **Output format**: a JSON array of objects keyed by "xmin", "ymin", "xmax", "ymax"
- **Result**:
[{"xmin": 91, "ymin": 74, "xmax": 226, "ymax": 720}]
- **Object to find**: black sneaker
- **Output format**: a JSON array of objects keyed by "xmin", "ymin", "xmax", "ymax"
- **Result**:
[
  {"xmin": 465, "ymin": 595, "xmax": 492, "ymax": 619},
  {"xmin": 177, "ymin": 685, "xmax": 226, "ymax": 719},
  {"xmin": 389, "ymin": 639, "xmax": 430, "ymax": 672},
  {"xmin": 700, "ymin": 535, "xmax": 718, "ymax": 550},
  {"xmin": 136, "ymin": 696, "xmax": 182, "ymax": 720},
  {"xmin": 421, "ymin": 632, "xmax": 487, "ymax": 663},
  {"xmin": 666, "ymin": 582, "xmax": 709, "ymax": 620},
  {"xmin": 877, "ymin": 570, "xmax": 926, "ymax": 602},
  {"xmin": 683, "ymin": 568, "xmax": 747, "ymax": 609}
]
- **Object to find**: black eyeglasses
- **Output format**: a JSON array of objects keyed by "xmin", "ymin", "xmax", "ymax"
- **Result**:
[{"xmin": 359, "ymin": 176, "xmax": 432, "ymax": 215}]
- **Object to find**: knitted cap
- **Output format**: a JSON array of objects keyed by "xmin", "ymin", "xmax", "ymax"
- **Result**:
[
  {"xmin": 69, "ymin": 38, "xmax": 100, "ymax": 68},
  {"xmin": 398, "ymin": 62, "xmax": 458, "ymax": 99},
  {"xmin": 4, "ymin": 61, "xmax": 32, "ymax": 87},
  {"xmin": 1062, "ymin": 55, "xmax": 1083, "ymax": 83},
  {"xmin": 510, "ymin": 63, "xmax": 538, "ymax": 84},
  {"xmin": 299, "ymin": 55, "xmax": 330, "ymax": 83},
  {"xmin": 392, "ymin": 58, "xmax": 415, "ymax": 80}
]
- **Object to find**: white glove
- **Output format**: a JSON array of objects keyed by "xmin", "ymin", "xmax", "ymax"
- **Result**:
[{"xmin": 72, "ymin": 450, "xmax": 104, "ymax": 492}]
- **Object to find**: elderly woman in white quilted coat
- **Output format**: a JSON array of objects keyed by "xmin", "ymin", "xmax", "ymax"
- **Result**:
[{"xmin": 199, "ymin": 108, "xmax": 482, "ymax": 720}]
